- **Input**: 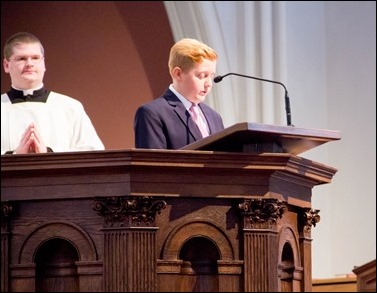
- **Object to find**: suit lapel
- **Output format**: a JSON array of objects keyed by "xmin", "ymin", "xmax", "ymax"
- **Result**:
[{"xmin": 164, "ymin": 90, "xmax": 202, "ymax": 140}]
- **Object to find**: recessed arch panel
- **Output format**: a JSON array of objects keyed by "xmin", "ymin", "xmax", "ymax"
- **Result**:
[{"xmin": 18, "ymin": 221, "xmax": 98, "ymax": 263}]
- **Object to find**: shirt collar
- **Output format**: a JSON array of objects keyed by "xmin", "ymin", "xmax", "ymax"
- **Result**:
[
  {"xmin": 169, "ymin": 84, "xmax": 193, "ymax": 111},
  {"xmin": 7, "ymin": 86, "xmax": 49, "ymax": 104}
]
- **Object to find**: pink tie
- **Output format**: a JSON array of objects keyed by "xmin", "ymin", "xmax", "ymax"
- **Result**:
[{"xmin": 190, "ymin": 103, "xmax": 209, "ymax": 138}]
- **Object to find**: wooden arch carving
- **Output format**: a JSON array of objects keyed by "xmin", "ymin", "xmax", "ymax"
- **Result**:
[
  {"xmin": 18, "ymin": 221, "xmax": 98, "ymax": 263},
  {"xmin": 162, "ymin": 220, "xmax": 235, "ymax": 260},
  {"xmin": 278, "ymin": 226, "xmax": 301, "ymax": 267}
]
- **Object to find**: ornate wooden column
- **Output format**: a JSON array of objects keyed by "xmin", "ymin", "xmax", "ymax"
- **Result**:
[
  {"xmin": 93, "ymin": 196, "xmax": 166, "ymax": 292},
  {"xmin": 1, "ymin": 203, "xmax": 12, "ymax": 293},
  {"xmin": 298, "ymin": 208, "xmax": 320, "ymax": 292},
  {"xmin": 239, "ymin": 198, "xmax": 286, "ymax": 292}
]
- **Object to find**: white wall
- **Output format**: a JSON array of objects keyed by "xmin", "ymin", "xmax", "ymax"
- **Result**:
[
  {"xmin": 287, "ymin": 1, "xmax": 376, "ymax": 278},
  {"xmin": 164, "ymin": 1, "xmax": 376, "ymax": 279},
  {"xmin": 324, "ymin": 1, "xmax": 376, "ymax": 276}
]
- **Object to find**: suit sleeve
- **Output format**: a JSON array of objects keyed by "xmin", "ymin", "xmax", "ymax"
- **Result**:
[{"xmin": 134, "ymin": 105, "xmax": 167, "ymax": 149}]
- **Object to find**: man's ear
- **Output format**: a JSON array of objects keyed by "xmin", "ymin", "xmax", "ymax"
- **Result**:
[
  {"xmin": 171, "ymin": 66, "xmax": 182, "ymax": 81},
  {"xmin": 3, "ymin": 59, "xmax": 10, "ymax": 73}
]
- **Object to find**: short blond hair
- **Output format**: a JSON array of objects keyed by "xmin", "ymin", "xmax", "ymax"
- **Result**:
[
  {"xmin": 168, "ymin": 38, "xmax": 217, "ymax": 75},
  {"xmin": 4, "ymin": 32, "xmax": 44, "ymax": 59}
]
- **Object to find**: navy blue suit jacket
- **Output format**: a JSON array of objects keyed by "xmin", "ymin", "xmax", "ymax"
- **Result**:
[{"xmin": 134, "ymin": 88, "xmax": 224, "ymax": 149}]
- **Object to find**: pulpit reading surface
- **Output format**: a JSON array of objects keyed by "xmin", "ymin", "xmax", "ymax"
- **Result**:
[{"xmin": 181, "ymin": 122, "xmax": 341, "ymax": 155}]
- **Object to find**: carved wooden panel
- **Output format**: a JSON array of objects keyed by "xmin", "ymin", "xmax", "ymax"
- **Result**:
[{"xmin": 1, "ymin": 149, "xmax": 338, "ymax": 292}]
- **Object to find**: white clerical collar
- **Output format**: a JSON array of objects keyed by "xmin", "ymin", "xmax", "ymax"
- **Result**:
[{"xmin": 12, "ymin": 84, "xmax": 44, "ymax": 96}]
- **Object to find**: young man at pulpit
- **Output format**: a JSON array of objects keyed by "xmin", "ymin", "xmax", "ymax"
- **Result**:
[{"xmin": 134, "ymin": 38, "xmax": 224, "ymax": 149}]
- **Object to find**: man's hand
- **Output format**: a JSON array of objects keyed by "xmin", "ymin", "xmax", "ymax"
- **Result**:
[{"xmin": 14, "ymin": 123, "xmax": 48, "ymax": 154}]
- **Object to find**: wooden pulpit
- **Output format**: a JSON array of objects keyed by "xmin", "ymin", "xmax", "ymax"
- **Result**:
[
  {"xmin": 1, "ymin": 123, "xmax": 340, "ymax": 292},
  {"xmin": 352, "ymin": 259, "xmax": 376, "ymax": 292}
]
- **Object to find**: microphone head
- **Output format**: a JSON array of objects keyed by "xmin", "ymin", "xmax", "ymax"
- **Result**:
[{"xmin": 213, "ymin": 75, "xmax": 223, "ymax": 83}]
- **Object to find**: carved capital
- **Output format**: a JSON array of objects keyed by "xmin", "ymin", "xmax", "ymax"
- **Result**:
[
  {"xmin": 93, "ymin": 196, "xmax": 166, "ymax": 228},
  {"xmin": 239, "ymin": 198, "xmax": 286, "ymax": 229},
  {"xmin": 1, "ymin": 203, "xmax": 13, "ymax": 232},
  {"xmin": 300, "ymin": 208, "xmax": 320, "ymax": 236}
]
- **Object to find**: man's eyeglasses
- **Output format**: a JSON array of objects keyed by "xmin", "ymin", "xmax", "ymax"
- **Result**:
[{"xmin": 7, "ymin": 55, "xmax": 44, "ymax": 65}]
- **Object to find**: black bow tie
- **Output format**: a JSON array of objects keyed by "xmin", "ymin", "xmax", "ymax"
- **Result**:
[{"xmin": 8, "ymin": 87, "xmax": 49, "ymax": 103}]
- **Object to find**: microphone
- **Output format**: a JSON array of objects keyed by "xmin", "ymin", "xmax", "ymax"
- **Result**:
[{"xmin": 214, "ymin": 73, "xmax": 293, "ymax": 126}]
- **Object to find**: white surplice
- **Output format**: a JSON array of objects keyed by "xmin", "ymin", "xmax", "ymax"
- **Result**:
[{"xmin": 1, "ymin": 91, "xmax": 104, "ymax": 154}]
